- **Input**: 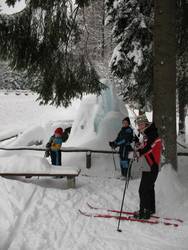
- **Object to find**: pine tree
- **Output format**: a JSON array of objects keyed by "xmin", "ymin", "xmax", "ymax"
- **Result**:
[
  {"xmin": 105, "ymin": 0, "xmax": 153, "ymax": 109},
  {"xmin": 0, "ymin": 0, "xmax": 103, "ymax": 107},
  {"xmin": 0, "ymin": 61, "xmax": 30, "ymax": 90}
]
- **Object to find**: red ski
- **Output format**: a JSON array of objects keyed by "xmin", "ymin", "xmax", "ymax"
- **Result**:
[
  {"xmin": 87, "ymin": 203, "xmax": 183, "ymax": 223},
  {"xmin": 79, "ymin": 209, "xmax": 179, "ymax": 227}
]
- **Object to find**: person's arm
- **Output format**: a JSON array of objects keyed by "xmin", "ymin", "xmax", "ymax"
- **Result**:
[
  {"xmin": 138, "ymin": 136, "xmax": 156, "ymax": 156},
  {"xmin": 133, "ymin": 134, "xmax": 140, "ymax": 144},
  {"xmin": 45, "ymin": 136, "xmax": 53, "ymax": 157},
  {"xmin": 109, "ymin": 129, "xmax": 121, "ymax": 148},
  {"xmin": 46, "ymin": 136, "xmax": 53, "ymax": 149},
  {"xmin": 62, "ymin": 132, "xmax": 68, "ymax": 142},
  {"xmin": 115, "ymin": 128, "xmax": 133, "ymax": 146}
]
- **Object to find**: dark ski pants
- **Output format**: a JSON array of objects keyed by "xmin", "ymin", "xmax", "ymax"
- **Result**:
[
  {"xmin": 120, "ymin": 159, "xmax": 131, "ymax": 177},
  {"xmin": 139, "ymin": 164, "xmax": 159, "ymax": 213},
  {"xmin": 51, "ymin": 150, "xmax": 62, "ymax": 166}
]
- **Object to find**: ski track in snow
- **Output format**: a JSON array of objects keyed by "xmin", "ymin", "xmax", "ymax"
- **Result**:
[
  {"xmin": 2, "ymin": 186, "xmax": 39, "ymax": 250},
  {"xmin": 0, "ymin": 176, "xmax": 187, "ymax": 250},
  {"xmin": 0, "ymin": 173, "xmax": 187, "ymax": 250}
]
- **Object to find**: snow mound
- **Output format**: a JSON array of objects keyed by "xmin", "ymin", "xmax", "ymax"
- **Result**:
[
  {"xmin": 10, "ymin": 126, "xmax": 45, "ymax": 147},
  {"xmin": 156, "ymin": 164, "xmax": 188, "ymax": 218},
  {"xmin": 0, "ymin": 155, "xmax": 51, "ymax": 172},
  {"xmin": 67, "ymin": 86, "xmax": 128, "ymax": 149},
  {"xmin": 87, "ymin": 110, "xmax": 126, "ymax": 150},
  {"xmin": 157, "ymin": 164, "xmax": 183, "ymax": 195},
  {"xmin": 67, "ymin": 95, "xmax": 97, "ymax": 146}
]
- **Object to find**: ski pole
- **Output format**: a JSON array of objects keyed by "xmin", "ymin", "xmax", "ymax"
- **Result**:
[
  {"xmin": 126, "ymin": 159, "xmax": 132, "ymax": 187},
  {"xmin": 117, "ymin": 159, "xmax": 133, "ymax": 232},
  {"xmin": 112, "ymin": 148, "xmax": 117, "ymax": 171}
]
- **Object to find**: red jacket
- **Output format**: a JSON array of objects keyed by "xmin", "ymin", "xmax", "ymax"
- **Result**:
[
  {"xmin": 144, "ymin": 138, "xmax": 162, "ymax": 166},
  {"xmin": 138, "ymin": 123, "xmax": 162, "ymax": 167}
]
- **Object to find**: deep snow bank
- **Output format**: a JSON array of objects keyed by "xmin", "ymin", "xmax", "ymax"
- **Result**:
[
  {"xmin": 10, "ymin": 126, "xmax": 45, "ymax": 147},
  {"xmin": 156, "ymin": 164, "xmax": 188, "ymax": 219}
]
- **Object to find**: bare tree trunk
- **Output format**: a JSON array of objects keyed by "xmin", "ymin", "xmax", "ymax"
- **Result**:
[{"xmin": 153, "ymin": 0, "xmax": 177, "ymax": 170}]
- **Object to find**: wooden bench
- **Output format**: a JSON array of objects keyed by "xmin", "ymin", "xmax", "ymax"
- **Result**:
[{"xmin": 0, "ymin": 167, "xmax": 81, "ymax": 188}]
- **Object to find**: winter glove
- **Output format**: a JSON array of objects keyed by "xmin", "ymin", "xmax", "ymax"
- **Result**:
[
  {"xmin": 44, "ymin": 150, "xmax": 50, "ymax": 158},
  {"xmin": 46, "ymin": 142, "xmax": 51, "ymax": 149},
  {"xmin": 109, "ymin": 141, "xmax": 117, "ymax": 149}
]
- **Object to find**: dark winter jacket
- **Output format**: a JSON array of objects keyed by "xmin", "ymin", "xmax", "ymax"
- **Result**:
[
  {"xmin": 138, "ymin": 123, "xmax": 162, "ymax": 167},
  {"xmin": 114, "ymin": 126, "xmax": 133, "ymax": 160}
]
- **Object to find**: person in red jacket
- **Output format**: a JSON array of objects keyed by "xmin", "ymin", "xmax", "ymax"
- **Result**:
[{"xmin": 134, "ymin": 114, "xmax": 162, "ymax": 219}]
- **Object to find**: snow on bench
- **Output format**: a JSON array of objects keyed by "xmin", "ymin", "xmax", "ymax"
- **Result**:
[
  {"xmin": 0, "ymin": 155, "xmax": 81, "ymax": 188},
  {"xmin": 0, "ymin": 167, "xmax": 81, "ymax": 188}
]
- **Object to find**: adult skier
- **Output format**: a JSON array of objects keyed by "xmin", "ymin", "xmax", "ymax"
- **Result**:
[{"xmin": 134, "ymin": 114, "xmax": 162, "ymax": 219}]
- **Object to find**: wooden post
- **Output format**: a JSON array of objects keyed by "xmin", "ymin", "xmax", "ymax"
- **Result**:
[
  {"xmin": 67, "ymin": 176, "xmax": 76, "ymax": 188},
  {"xmin": 86, "ymin": 151, "xmax": 91, "ymax": 169}
]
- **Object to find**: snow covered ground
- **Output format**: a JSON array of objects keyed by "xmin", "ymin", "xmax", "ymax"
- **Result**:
[{"xmin": 0, "ymin": 92, "xmax": 188, "ymax": 250}]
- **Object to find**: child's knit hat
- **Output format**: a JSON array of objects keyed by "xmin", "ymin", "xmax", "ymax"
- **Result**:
[{"xmin": 54, "ymin": 127, "xmax": 63, "ymax": 135}]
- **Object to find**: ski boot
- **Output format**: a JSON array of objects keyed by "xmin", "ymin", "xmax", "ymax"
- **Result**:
[{"xmin": 133, "ymin": 209, "xmax": 151, "ymax": 220}]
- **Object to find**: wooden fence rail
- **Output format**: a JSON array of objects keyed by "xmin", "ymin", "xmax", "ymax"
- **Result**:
[{"xmin": 0, "ymin": 146, "xmax": 187, "ymax": 169}]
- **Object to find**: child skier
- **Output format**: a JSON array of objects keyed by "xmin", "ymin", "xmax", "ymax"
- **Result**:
[
  {"xmin": 109, "ymin": 117, "xmax": 133, "ymax": 178},
  {"xmin": 45, "ymin": 127, "xmax": 64, "ymax": 166}
]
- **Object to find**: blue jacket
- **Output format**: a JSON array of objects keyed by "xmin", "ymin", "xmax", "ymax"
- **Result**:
[
  {"xmin": 46, "ymin": 135, "xmax": 63, "ymax": 151},
  {"xmin": 114, "ymin": 126, "xmax": 133, "ymax": 160}
]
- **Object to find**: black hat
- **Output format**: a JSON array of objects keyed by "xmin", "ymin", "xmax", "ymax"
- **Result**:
[{"xmin": 122, "ymin": 117, "xmax": 130, "ymax": 125}]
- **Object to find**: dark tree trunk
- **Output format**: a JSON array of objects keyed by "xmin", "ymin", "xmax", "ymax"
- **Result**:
[
  {"xmin": 178, "ymin": 80, "xmax": 187, "ymax": 142},
  {"xmin": 177, "ymin": 0, "xmax": 188, "ymax": 142},
  {"xmin": 153, "ymin": 0, "xmax": 177, "ymax": 170}
]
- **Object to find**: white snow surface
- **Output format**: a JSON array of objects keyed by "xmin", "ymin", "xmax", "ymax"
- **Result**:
[
  {"xmin": 0, "ymin": 91, "xmax": 188, "ymax": 250},
  {"xmin": 1, "ymin": 0, "xmax": 26, "ymax": 15},
  {"xmin": 0, "ymin": 154, "xmax": 51, "ymax": 172}
]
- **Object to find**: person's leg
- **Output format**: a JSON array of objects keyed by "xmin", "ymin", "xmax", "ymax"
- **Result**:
[
  {"xmin": 56, "ymin": 151, "xmax": 63, "ymax": 177},
  {"xmin": 149, "ymin": 164, "xmax": 159, "ymax": 214},
  {"xmin": 51, "ymin": 151, "xmax": 56, "ymax": 165},
  {"xmin": 51, "ymin": 151, "xmax": 61, "ymax": 166},
  {"xmin": 139, "ymin": 172, "xmax": 151, "ymax": 211},
  {"xmin": 120, "ymin": 160, "xmax": 129, "ymax": 177},
  {"xmin": 127, "ymin": 159, "xmax": 131, "ymax": 178},
  {"xmin": 57, "ymin": 150, "xmax": 62, "ymax": 165},
  {"xmin": 137, "ymin": 165, "xmax": 159, "ymax": 218},
  {"xmin": 135, "ymin": 172, "xmax": 151, "ymax": 219},
  {"xmin": 150, "ymin": 188, "xmax": 155, "ymax": 214},
  {"xmin": 120, "ymin": 162, "xmax": 125, "ymax": 176}
]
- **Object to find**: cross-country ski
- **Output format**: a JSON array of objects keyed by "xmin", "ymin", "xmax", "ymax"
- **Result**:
[
  {"xmin": 79, "ymin": 209, "xmax": 180, "ymax": 227},
  {"xmin": 87, "ymin": 203, "xmax": 183, "ymax": 223}
]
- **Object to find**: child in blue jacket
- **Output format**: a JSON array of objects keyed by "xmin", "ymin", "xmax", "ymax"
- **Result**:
[
  {"xmin": 45, "ymin": 127, "xmax": 64, "ymax": 166},
  {"xmin": 109, "ymin": 117, "xmax": 133, "ymax": 177}
]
